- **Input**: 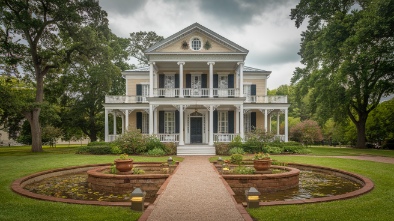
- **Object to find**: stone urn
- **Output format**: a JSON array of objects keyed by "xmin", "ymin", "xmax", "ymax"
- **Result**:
[
  {"xmin": 253, "ymin": 159, "xmax": 271, "ymax": 171},
  {"xmin": 114, "ymin": 159, "xmax": 133, "ymax": 172}
]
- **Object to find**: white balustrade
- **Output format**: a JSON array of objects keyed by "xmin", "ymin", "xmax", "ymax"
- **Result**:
[
  {"xmin": 156, "ymin": 134, "xmax": 179, "ymax": 142},
  {"xmin": 105, "ymin": 96, "xmax": 148, "ymax": 103},
  {"xmin": 214, "ymin": 133, "xmax": 236, "ymax": 142}
]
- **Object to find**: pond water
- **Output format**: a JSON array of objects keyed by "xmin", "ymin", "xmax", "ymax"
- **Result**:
[{"xmin": 24, "ymin": 169, "xmax": 362, "ymax": 204}]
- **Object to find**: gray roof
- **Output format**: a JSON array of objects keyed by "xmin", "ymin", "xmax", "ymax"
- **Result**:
[
  {"xmin": 124, "ymin": 66, "xmax": 149, "ymax": 72},
  {"xmin": 145, "ymin": 23, "xmax": 249, "ymax": 54},
  {"xmin": 125, "ymin": 65, "xmax": 269, "ymax": 73}
]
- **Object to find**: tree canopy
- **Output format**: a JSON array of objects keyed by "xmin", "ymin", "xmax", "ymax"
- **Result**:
[{"xmin": 291, "ymin": 0, "xmax": 394, "ymax": 148}]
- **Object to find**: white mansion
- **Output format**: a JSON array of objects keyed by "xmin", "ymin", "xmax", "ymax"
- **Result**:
[{"xmin": 104, "ymin": 23, "xmax": 289, "ymax": 154}]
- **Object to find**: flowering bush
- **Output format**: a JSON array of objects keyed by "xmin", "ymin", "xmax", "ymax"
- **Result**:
[
  {"xmin": 115, "ymin": 129, "xmax": 147, "ymax": 154},
  {"xmin": 253, "ymin": 152, "xmax": 271, "ymax": 160}
]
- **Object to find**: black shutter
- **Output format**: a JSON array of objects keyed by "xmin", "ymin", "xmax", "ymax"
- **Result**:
[
  {"xmin": 159, "ymin": 74, "xmax": 165, "ymax": 88},
  {"xmin": 213, "ymin": 74, "xmax": 218, "ymax": 88},
  {"xmin": 213, "ymin": 110, "xmax": 218, "ymax": 133},
  {"xmin": 228, "ymin": 74, "xmax": 234, "ymax": 88},
  {"xmin": 175, "ymin": 110, "xmax": 179, "ymax": 133},
  {"xmin": 175, "ymin": 74, "xmax": 179, "ymax": 97},
  {"xmin": 136, "ymin": 84, "xmax": 142, "ymax": 95},
  {"xmin": 251, "ymin": 112, "xmax": 256, "ymax": 130},
  {"xmin": 251, "ymin": 84, "xmax": 256, "ymax": 95},
  {"xmin": 228, "ymin": 111, "xmax": 234, "ymax": 133},
  {"xmin": 202, "ymin": 74, "xmax": 207, "ymax": 88},
  {"xmin": 136, "ymin": 112, "xmax": 142, "ymax": 131},
  {"xmin": 159, "ymin": 111, "xmax": 164, "ymax": 133},
  {"xmin": 186, "ymin": 74, "xmax": 191, "ymax": 88},
  {"xmin": 175, "ymin": 74, "xmax": 179, "ymax": 88}
]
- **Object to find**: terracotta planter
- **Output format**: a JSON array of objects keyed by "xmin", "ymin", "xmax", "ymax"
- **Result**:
[
  {"xmin": 253, "ymin": 159, "xmax": 271, "ymax": 171},
  {"xmin": 114, "ymin": 159, "xmax": 133, "ymax": 172}
]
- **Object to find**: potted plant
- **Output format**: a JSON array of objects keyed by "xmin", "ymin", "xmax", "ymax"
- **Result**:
[
  {"xmin": 253, "ymin": 152, "xmax": 271, "ymax": 171},
  {"xmin": 114, "ymin": 153, "xmax": 133, "ymax": 172}
]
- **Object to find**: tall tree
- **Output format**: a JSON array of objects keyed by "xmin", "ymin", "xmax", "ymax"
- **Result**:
[
  {"xmin": 290, "ymin": 0, "xmax": 394, "ymax": 148},
  {"xmin": 0, "ymin": 0, "xmax": 109, "ymax": 151},
  {"xmin": 129, "ymin": 31, "xmax": 164, "ymax": 65}
]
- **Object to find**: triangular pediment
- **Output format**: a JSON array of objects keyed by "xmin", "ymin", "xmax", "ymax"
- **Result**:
[{"xmin": 145, "ymin": 23, "xmax": 249, "ymax": 54}]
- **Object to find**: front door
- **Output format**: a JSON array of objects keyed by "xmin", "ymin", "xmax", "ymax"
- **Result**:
[{"xmin": 190, "ymin": 117, "xmax": 203, "ymax": 143}]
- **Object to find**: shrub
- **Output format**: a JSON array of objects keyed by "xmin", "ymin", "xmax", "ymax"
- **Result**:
[
  {"xmin": 110, "ymin": 146, "xmax": 122, "ymax": 154},
  {"xmin": 228, "ymin": 147, "xmax": 245, "ymax": 155},
  {"xmin": 244, "ymin": 128, "xmax": 274, "ymax": 153},
  {"xmin": 215, "ymin": 142, "xmax": 230, "ymax": 155},
  {"xmin": 382, "ymin": 139, "xmax": 394, "ymax": 150},
  {"xmin": 229, "ymin": 135, "xmax": 243, "ymax": 148},
  {"xmin": 87, "ymin": 141, "xmax": 109, "ymax": 146},
  {"xmin": 115, "ymin": 129, "xmax": 147, "ymax": 154},
  {"xmin": 76, "ymin": 145, "xmax": 112, "ymax": 155},
  {"xmin": 233, "ymin": 166, "xmax": 255, "ymax": 174},
  {"xmin": 230, "ymin": 154, "xmax": 243, "ymax": 165},
  {"xmin": 266, "ymin": 146, "xmax": 283, "ymax": 154},
  {"xmin": 283, "ymin": 146, "xmax": 311, "ymax": 154},
  {"xmin": 146, "ymin": 136, "xmax": 165, "ymax": 152},
  {"xmin": 146, "ymin": 147, "xmax": 166, "ymax": 156},
  {"xmin": 163, "ymin": 142, "xmax": 177, "ymax": 155},
  {"xmin": 132, "ymin": 168, "xmax": 145, "ymax": 174}
]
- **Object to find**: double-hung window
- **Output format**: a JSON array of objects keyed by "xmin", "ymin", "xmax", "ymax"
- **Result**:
[
  {"xmin": 218, "ymin": 75, "xmax": 228, "ymax": 97},
  {"xmin": 164, "ymin": 112, "xmax": 175, "ymax": 134},
  {"xmin": 142, "ymin": 112, "xmax": 149, "ymax": 134},
  {"xmin": 218, "ymin": 111, "xmax": 228, "ymax": 133}
]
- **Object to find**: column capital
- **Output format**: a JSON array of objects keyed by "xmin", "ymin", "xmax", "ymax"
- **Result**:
[
  {"xmin": 148, "ymin": 61, "xmax": 155, "ymax": 65},
  {"xmin": 177, "ymin": 61, "xmax": 185, "ymax": 66},
  {"xmin": 237, "ymin": 62, "xmax": 244, "ymax": 66},
  {"xmin": 207, "ymin": 61, "xmax": 215, "ymax": 66}
]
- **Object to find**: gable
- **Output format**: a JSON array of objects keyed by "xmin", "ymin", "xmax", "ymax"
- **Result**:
[
  {"xmin": 157, "ymin": 31, "xmax": 237, "ymax": 53},
  {"xmin": 146, "ymin": 23, "xmax": 248, "ymax": 54}
]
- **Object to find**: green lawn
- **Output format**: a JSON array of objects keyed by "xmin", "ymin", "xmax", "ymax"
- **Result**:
[
  {"xmin": 0, "ymin": 145, "xmax": 182, "ymax": 221},
  {"xmin": 1, "ymin": 145, "xmax": 393, "ymax": 220}
]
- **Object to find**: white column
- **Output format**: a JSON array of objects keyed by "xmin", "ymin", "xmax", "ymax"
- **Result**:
[
  {"xmin": 209, "ymin": 105, "xmax": 214, "ymax": 145},
  {"xmin": 149, "ymin": 62, "xmax": 155, "ymax": 97},
  {"xmin": 125, "ymin": 110, "xmax": 129, "ymax": 131},
  {"xmin": 277, "ymin": 113, "xmax": 280, "ymax": 135},
  {"xmin": 240, "ymin": 105, "xmax": 244, "ymax": 140},
  {"xmin": 238, "ymin": 62, "xmax": 244, "ymax": 97},
  {"xmin": 149, "ymin": 105, "xmax": 153, "ymax": 135},
  {"xmin": 208, "ymin": 62, "xmax": 215, "ymax": 98},
  {"xmin": 264, "ymin": 109, "xmax": 268, "ymax": 132},
  {"xmin": 177, "ymin": 62, "xmax": 184, "ymax": 98},
  {"xmin": 121, "ymin": 115, "xmax": 124, "ymax": 134},
  {"xmin": 235, "ymin": 106, "xmax": 239, "ymax": 134},
  {"xmin": 179, "ymin": 105, "xmax": 184, "ymax": 145},
  {"xmin": 105, "ymin": 109, "xmax": 109, "ymax": 142},
  {"xmin": 285, "ymin": 109, "xmax": 289, "ymax": 142},
  {"xmin": 113, "ymin": 113, "xmax": 117, "ymax": 135}
]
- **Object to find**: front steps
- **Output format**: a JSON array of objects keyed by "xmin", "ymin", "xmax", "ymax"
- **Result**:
[{"xmin": 177, "ymin": 145, "xmax": 216, "ymax": 155}]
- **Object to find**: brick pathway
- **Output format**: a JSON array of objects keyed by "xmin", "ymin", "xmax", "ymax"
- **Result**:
[{"xmin": 139, "ymin": 156, "xmax": 252, "ymax": 221}]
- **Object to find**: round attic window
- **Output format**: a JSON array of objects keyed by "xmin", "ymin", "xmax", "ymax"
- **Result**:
[{"xmin": 191, "ymin": 37, "xmax": 202, "ymax": 51}]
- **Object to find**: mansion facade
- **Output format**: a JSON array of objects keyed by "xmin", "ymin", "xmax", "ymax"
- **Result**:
[{"xmin": 104, "ymin": 23, "xmax": 289, "ymax": 153}]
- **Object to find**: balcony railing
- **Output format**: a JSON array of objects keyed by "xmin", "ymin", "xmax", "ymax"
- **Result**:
[
  {"xmin": 105, "ymin": 93, "xmax": 287, "ymax": 104},
  {"xmin": 105, "ymin": 95, "xmax": 148, "ymax": 103},
  {"xmin": 214, "ymin": 133, "xmax": 237, "ymax": 142},
  {"xmin": 156, "ymin": 134, "xmax": 179, "ymax": 142}
]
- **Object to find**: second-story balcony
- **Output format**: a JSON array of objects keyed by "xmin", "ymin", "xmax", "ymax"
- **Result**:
[{"xmin": 106, "ymin": 88, "xmax": 287, "ymax": 104}]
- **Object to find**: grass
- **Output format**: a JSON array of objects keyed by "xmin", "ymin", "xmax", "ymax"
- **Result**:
[
  {"xmin": 0, "ymin": 145, "xmax": 183, "ymax": 221},
  {"xmin": 247, "ymin": 156, "xmax": 394, "ymax": 221},
  {"xmin": 307, "ymin": 145, "xmax": 394, "ymax": 157}
]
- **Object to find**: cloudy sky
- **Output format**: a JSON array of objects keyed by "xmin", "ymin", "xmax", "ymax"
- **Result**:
[{"xmin": 99, "ymin": 0, "xmax": 307, "ymax": 89}]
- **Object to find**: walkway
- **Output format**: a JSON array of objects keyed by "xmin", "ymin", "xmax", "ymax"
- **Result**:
[{"xmin": 140, "ymin": 156, "xmax": 251, "ymax": 221}]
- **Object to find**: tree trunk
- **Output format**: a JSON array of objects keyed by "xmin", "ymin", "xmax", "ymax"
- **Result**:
[
  {"xmin": 355, "ymin": 117, "xmax": 367, "ymax": 148},
  {"xmin": 26, "ymin": 108, "xmax": 42, "ymax": 152}
]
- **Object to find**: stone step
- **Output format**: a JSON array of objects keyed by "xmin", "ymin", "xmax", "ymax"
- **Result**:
[{"xmin": 177, "ymin": 145, "xmax": 216, "ymax": 156}]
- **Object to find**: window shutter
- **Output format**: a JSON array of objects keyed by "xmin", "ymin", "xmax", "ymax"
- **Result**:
[
  {"xmin": 251, "ymin": 84, "xmax": 256, "ymax": 95},
  {"xmin": 213, "ymin": 74, "xmax": 218, "ymax": 88},
  {"xmin": 251, "ymin": 112, "xmax": 256, "ymax": 130},
  {"xmin": 175, "ymin": 110, "xmax": 180, "ymax": 133},
  {"xmin": 159, "ymin": 74, "xmax": 165, "ymax": 88},
  {"xmin": 202, "ymin": 74, "xmax": 207, "ymax": 88},
  {"xmin": 136, "ymin": 112, "xmax": 142, "ymax": 131},
  {"xmin": 228, "ymin": 74, "xmax": 234, "ymax": 88},
  {"xmin": 213, "ymin": 110, "xmax": 218, "ymax": 133},
  {"xmin": 175, "ymin": 74, "xmax": 179, "ymax": 88},
  {"xmin": 228, "ymin": 111, "xmax": 234, "ymax": 133},
  {"xmin": 159, "ymin": 111, "xmax": 164, "ymax": 133},
  {"xmin": 186, "ymin": 74, "xmax": 191, "ymax": 88},
  {"xmin": 136, "ymin": 84, "xmax": 142, "ymax": 95}
]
